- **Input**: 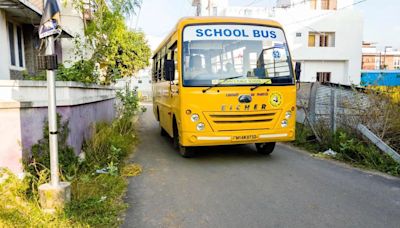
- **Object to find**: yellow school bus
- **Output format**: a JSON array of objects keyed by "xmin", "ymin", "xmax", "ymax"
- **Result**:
[{"xmin": 152, "ymin": 17, "xmax": 300, "ymax": 157}]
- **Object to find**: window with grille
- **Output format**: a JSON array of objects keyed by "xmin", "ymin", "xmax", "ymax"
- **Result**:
[
  {"xmin": 7, "ymin": 21, "xmax": 25, "ymax": 68},
  {"xmin": 316, "ymin": 72, "xmax": 331, "ymax": 83},
  {"xmin": 308, "ymin": 32, "xmax": 335, "ymax": 47}
]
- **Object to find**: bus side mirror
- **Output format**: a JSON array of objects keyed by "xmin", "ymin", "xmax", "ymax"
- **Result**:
[
  {"xmin": 295, "ymin": 62, "xmax": 301, "ymax": 81},
  {"xmin": 164, "ymin": 60, "xmax": 175, "ymax": 81}
]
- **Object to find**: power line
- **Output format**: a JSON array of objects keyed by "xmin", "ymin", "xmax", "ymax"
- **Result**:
[{"xmin": 246, "ymin": 0, "xmax": 263, "ymax": 7}]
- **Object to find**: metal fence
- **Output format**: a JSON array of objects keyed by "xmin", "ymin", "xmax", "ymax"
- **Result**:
[
  {"xmin": 297, "ymin": 82, "xmax": 370, "ymax": 133},
  {"xmin": 296, "ymin": 82, "xmax": 399, "ymax": 157}
]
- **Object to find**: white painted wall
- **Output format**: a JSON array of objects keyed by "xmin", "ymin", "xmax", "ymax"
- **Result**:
[
  {"xmin": 0, "ymin": 10, "xmax": 11, "ymax": 80},
  {"xmin": 59, "ymin": 2, "xmax": 88, "ymax": 66},
  {"xmin": 194, "ymin": 0, "xmax": 363, "ymax": 85},
  {"xmin": 0, "ymin": 80, "xmax": 115, "ymax": 107},
  {"xmin": 274, "ymin": 7, "xmax": 363, "ymax": 85}
]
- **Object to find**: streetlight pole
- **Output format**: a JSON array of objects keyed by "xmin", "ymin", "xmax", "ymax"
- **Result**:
[
  {"xmin": 46, "ymin": 35, "xmax": 60, "ymax": 187},
  {"xmin": 383, "ymin": 46, "xmax": 392, "ymax": 70},
  {"xmin": 37, "ymin": 0, "xmax": 70, "ymax": 213}
]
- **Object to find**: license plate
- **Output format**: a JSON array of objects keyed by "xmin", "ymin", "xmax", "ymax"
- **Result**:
[{"xmin": 232, "ymin": 135, "xmax": 257, "ymax": 142}]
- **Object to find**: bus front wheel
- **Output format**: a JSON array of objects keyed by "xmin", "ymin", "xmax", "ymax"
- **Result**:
[
  {"xmin": 173, "ymin": 122, "xmax": 195, "ymax": 158},
  {"xmin": 255, "ymin": 142, "xmax": 276, "ymax": 155},
  {"xmin": 160, "ymin": 126, "xmax": 167, "ymax": 136}
]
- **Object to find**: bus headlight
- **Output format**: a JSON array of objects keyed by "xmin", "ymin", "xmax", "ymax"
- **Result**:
[
  {"xmin": 281, "ymin": 119, "xmax": 288, "ymax": 128},
  {"xmin": 191, "ymin": 114, "xmax": 200, "ymax": 122},
  {"xmin": 285, "ymin": 111, "xmax": 292, "ymax": 119},
  {"xmin": 196, "ymin": 122, "xmax": 205, "ymax": 131}
]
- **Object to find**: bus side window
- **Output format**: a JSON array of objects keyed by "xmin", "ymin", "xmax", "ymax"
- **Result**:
[
  {"xmin": 153, "ymin": 55, "xmax": 158, "ymax": 82},
  {"xmin": 158, "ymin": 54, "xmax": 162, "ymax": 81},
  {"xmin": 169, "ymin": 41, "xmax": 178, "ymax": 81}
]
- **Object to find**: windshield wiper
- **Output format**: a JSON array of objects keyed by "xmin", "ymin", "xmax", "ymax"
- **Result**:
[
  {"xmin": 250, "ymin": 80, "xmax": 270, "ymax": 91},
  {"xmin": 202, "ymin": 75, "xmax": 244, "ymax": 93}
]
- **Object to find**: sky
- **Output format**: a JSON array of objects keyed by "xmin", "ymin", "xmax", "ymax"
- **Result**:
[{"xmin": 127, "ymin": 0, "xmax": 400, "ymax": 50}]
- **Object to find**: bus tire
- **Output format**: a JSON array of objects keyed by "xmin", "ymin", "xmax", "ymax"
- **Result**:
[
  {"xmin": 255, "ymin": 142, "xmax": 275, "ymax": 155},
  {"xmin": 173, "ymin": 121, "xmax": 195, "ymax": 158},
  {"xmin": 160, "ymin": 127, "xmax": 167, "ymax": 136}
]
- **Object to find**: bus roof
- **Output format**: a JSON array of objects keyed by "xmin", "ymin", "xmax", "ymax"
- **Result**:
[{"xmin": 152, "ymin": 17, "xmax": 283, "ymax": 59}]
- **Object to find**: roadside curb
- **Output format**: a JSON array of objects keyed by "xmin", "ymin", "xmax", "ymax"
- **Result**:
[{"xmin": 279, "ymin": 143, "xmax": 400, "ymax": 181}]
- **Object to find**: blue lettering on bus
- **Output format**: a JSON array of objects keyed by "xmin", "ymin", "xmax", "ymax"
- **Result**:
[
  {"xmin": 223, "ymin": 29, "xmax": 232, "ymax": 37},
  {"xmin": 214, "ymin": 29, "xmax": 223, "ymax": 36},
  {"xmin": 253, "ymin": 30, "xmax": 260, "ymax": 37},
  {"xmin": 204, "ymin": 29, "xmax": 212, "ymax": 36},
  {"xmin": 261, "ymin": 30, "xmax": 269, "ymax": 38},
  {"xmin": 196, "ymin": 29, "xmax": 203, "ymax": 37},
  {"xmin": 195, "ymin": 28, "xmax": 277, "ymax": 39},
  {"xmin": 242, "ymin": 29, "xmax": 249, "ymax": 37},
  {"xmin": 233, "ymin": 29, "xmax": 241, "ymax": 37}
]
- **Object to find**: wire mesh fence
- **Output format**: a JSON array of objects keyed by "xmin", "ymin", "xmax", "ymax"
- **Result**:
[{"xmin": 297, "ymin": 82, "xmax": 400, "ymax": 153}]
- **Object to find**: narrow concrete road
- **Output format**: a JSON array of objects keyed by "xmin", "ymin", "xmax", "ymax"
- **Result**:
[{"xmin": 123, "ymin": 105, "xmax": 400, "ymax": 228}]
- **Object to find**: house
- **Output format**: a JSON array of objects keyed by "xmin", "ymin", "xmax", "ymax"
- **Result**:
[
  {"xmin": 0, "ymin": 0, "xmax": 91, "ymax": 80},
  {"xmin": 0, "ymin": 1, "xmax": 116, "ymax": 176},
  {"xmin": 362, "ymin": 42, "xmax": 400, "ymax": 70},
  {"xmin": 192, "ymin": 0, "xmax": 363, "ymax": 85}
]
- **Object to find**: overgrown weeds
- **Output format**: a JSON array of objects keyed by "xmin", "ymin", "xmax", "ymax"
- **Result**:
[
  {"xmin": 1, "ymin": 88, "xmax": 141, "ymax": 227},
  {"xmin": 294, "ymin": 122, "xmax": 400, "ymax": 176}
]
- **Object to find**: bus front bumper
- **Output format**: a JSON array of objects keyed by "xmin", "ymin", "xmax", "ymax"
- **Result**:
[{"xmin": 181, "ymin": 129, "xmax": 295, "ymax": 147}]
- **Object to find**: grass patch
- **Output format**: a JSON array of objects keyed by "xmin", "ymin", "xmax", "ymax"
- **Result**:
[{"xmin": 0, "ymin": 87, "xmax": 141, "ymax": 227}]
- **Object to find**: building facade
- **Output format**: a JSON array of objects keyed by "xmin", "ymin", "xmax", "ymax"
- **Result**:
[
  {"xmin": 362, "ymin": 42, "xmax": 400, "ymax": 70},
  {"xmin": 192, "ymin": 0, "xmax": 363, "ymax": 85},
  {"xmin": 0, "ymin": 0, "xmax": 89, "ymax": 80}
]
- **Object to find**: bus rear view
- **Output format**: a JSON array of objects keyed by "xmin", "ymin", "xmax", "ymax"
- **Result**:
[{"xmin": 152, "ymin": 18, "xmax": 298, "ymax": 157}]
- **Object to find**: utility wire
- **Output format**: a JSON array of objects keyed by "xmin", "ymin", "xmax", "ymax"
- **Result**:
[{"xmin": 246, "ymin": 0, "xmax": 263, "ymax": 7}]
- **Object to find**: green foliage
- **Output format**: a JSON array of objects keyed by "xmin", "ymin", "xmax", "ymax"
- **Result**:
[
  {"xmin": 83, "ymin": 0, "xmax": 151, "ymax": 83},
  {"xmin": 23, "ymin": 70, "xmax": 46, "ymax": 80},
  {"xmin": 80, "ymin": 88, "xmax": 139, "ymax": 173},
  {"xmin": 55, "ymin": 36, "xmax": 99, "ymax": 84},
  {"xmin": 332, "ymin": 132, "xmax": 400, "ymax": 176},
  {"xmin": 22, "ymin": 61, "xmax": 98, "ymax": 84},
  {"xmin": 25, "ymin": 1, "xmax": 150, "ymax": 84},
  {"xmin": 293, "ymin": 123, "xmax": 400, "ymax": 176},
  {"xmin": 57, "ymin": 61, "xmax": 98, "ymax": 84},
  {"xmin": 116, "ymin": 86, "xmax": 140, "ymax": 118},
  {"xmin": 65, "ymin": 174, "xmax": 127, "ymax": 227},
  {"xmin": 25, "ymin": 114, "xmax": 79, "ymax": 188},
  {"xmin": 0, "ymin": 169, "xmax": 84, "ymax": 227},
  {"xmin": 293, "ymin": 123, "xmax": 322, "ymax": 153}
]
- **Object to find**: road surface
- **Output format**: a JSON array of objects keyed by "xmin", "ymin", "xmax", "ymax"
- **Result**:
[{"xmin": 123, "ymin": 105, "xmax": 400, "ymax": 228}]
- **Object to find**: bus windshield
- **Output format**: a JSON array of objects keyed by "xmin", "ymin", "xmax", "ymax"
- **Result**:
[{"xmin": 182, "ymin": 24, "xmax": 294, "ymax": 87}]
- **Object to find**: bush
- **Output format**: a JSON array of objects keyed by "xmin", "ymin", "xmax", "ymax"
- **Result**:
[
  {"xmin": 332, "ymin": 132, "xmax": 400, "ymax": 176},
  {"xmin": 24, "ymin": 114, "xmax": 79, "ymax": 198}
]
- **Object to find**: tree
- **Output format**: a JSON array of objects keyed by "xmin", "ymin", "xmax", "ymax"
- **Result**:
[{"xmin": 69, "ymin": 0, "xmax": 151, "ymax": 84}]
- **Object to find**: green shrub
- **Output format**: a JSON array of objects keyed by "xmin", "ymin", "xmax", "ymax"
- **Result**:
[
  {"xmin": 24, "ymin": 114, "xmax": 79, "ymax": 198},
  {"xmin": 333, "ymin": 132, "xmax": 400, "ymax": 176},
  {"xmin": 22, "ymin": 60, "xmax": 98, "ymax": 84},
  {"xmin": 293, "ymin": 123, "xmax": 400, "ymax": 176}
]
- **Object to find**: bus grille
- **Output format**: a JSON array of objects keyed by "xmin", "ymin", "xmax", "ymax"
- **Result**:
[{"xmin": 204, "ymin": 111, "xmax": 280, "ymax": 132}]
